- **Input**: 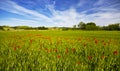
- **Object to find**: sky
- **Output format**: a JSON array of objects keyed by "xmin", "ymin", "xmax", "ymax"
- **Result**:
[{"xmin": 0, "ymin": 0, "xmax": 120, "ymax": 27}]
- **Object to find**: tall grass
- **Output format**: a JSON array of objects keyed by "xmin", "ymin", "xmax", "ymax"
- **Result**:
[{"xmin": 0, "ymin": 31, "xmax": 120, "ymax": 71}]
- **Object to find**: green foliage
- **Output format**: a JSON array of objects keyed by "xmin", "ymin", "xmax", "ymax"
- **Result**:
[
  {"xmin": 78, "ymin": 22, "xmax": 86, "ymax": 29},
  {"xmin": 76, "ymin": 22, "xmax": 120, "ymax": 31},
  {"xmin": 85, "ymin": 25, "xmax": 97, "ymax": 30},
  {"xmin": 73, "ymin": 25, "xmax": 76, "ymax": 28},
  {"xmin": 37, "ymin": 26, "xmax": 48, "ymax": 30},
  {"xmin": 85, "ymin": 22, "xmax": 97, "ymax": 30},
  {"xmin": 0, "ymin": 31, "xmax": 120, "ymax": 71},
  {"xmin": 0, "ymin": 26, "xmax": 3, "ymax": 30},
  {"xmin": 0, "ymin": 22, "xmax": 120, "ymax": 31},
  {"xmin": 77, "ymin": 22, "xmax": 98, "ymax": 30},
  {"xmin": 86, "ymin": 22, "xmax": 96, "ymax": 26},
  {"xmin": 108, "ymin": 23, "xmax": 120, "ymax": 30}
]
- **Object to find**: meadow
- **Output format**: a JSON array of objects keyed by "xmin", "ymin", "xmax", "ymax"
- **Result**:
[{"xmin": 0, "ymin": 30, "xmax": 120, "ymax": 71}]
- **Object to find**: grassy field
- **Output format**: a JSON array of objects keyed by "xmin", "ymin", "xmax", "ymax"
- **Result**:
[{"xmin": 0, "ymin": 30, "xmax": 120, "ymax": 71}]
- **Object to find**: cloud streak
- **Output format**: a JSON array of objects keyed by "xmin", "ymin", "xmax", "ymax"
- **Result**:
[
  {"xmin": 0, "ymin": 0, "xmax": 120, "ymax": 27},
  {"xmin": 0, "ymin": 0, "xmax": 51, "ymax": 21}
]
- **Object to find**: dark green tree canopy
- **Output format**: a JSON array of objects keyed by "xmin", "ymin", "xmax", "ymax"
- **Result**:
[
  {"xmin": 78, "ymin": 22, "xmax": 86, "ymax": 29},
  {"xmin": 86, "ymin": 22, "xmax": 96, "ymax": 26}
]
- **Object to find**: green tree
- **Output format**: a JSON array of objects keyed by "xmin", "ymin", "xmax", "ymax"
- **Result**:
[
  {"xmin": 0, "ymin": 26, "xmax": 4, "ymax": 30},
  {"xmin": 108, "ymin": 23, "xmax": 120, "ymax": 30},
  {"xmin": 85, "ymin": 22, "xmax": 97, "ymax": 30},
  {"xmin": 86, "ymin": 22, "xmax": 96, "ymax": 26},
  {"xmin": 37, "ymin": 26, "xmax": 48, "ymax": 30},
  {"xmin": 78, "ymin": 22, "xmax": 86, "ymax": 29},
  {"xmin": 73, "ymin": 25, "xmax": 76, "ymax": 28}
]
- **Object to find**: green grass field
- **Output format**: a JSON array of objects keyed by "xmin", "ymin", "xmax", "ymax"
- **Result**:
[{"xmin": 0, "ymin": 30, "xmax": 120, "ymax": 71}]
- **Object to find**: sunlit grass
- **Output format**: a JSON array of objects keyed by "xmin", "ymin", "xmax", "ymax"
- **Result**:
[{"xmin": 0, "ymin": 30, "xmax": 120, "ymax": 71}]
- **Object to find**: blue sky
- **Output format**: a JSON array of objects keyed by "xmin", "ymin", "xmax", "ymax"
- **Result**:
[{"xmin": 0, "ymin": 0, "xmax": 120, "ymax": 27}]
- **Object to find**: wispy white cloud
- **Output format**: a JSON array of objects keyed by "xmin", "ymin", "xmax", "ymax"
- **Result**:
[
  {"xmin": 0, "ymin": 0, "xmax": 120, "ymax": 27},
  {"xmin": 94, "ymin": 0, "xmax": 105, "ymax": 6},
  {"xmin": 50, "ymin": 8, "xmax": 85, "ymax": 27},
  {"xmin": 77, "ymin": 0, "xmax": 87, "ymax": 7},
  {"xmin": 46, "ymin": 1, "xmax": 120, "ymax": 26},
  {"xmin": 0, "ymin": 18, "xmax": 56, "ymax": 27},
  {"xmin": 0, "ymin": 0, "xmax": 51, "ymax": 21},
  {"xmin": 0, "ymin": 18, "xmax": 39, "ymax": 26},
  {"xmin": 83, "ymin": 11, "xmax": 120, "ymax": 26}
]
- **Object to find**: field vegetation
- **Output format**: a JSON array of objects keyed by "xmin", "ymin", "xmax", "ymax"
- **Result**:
[{"xmin": 0, "ymin": 30, "xmax": 120, "ymax": 71}]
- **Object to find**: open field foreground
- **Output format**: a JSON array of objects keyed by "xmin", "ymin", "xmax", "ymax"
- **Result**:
[{"xmin": 0, "ymin": 31, "xmax": 120, "ymax": 71}]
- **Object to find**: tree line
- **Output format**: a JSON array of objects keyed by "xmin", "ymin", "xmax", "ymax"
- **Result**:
[
  {"xmin": 0, "ymin": 26, "xmax": 48, "ymax": 31},
  {"xmin": 73, "ymin": 22, "xmax": 120, "ymax": 31},
  {"xmin": 0, "ymin": 22, "xmax": 120, "ymax": 31}
]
